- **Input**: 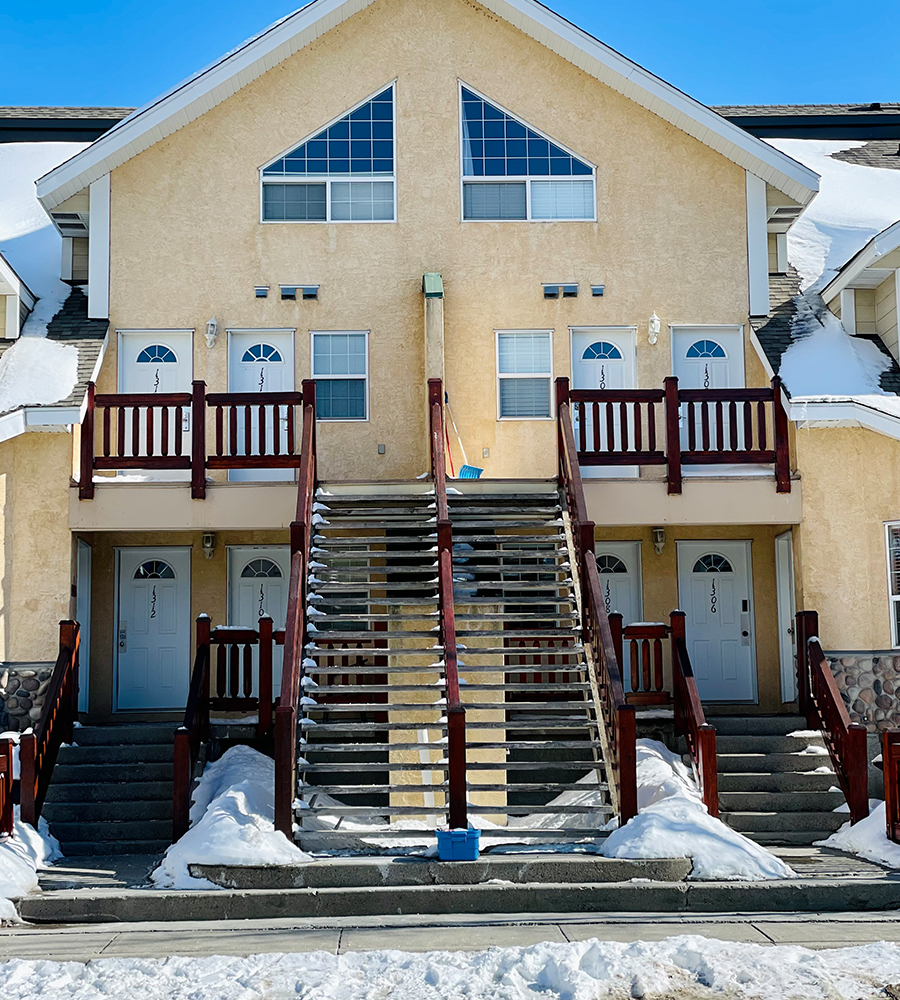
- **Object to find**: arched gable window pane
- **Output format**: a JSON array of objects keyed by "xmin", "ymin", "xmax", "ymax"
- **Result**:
[
  {"xmin": 597, "ymin": 555, "xmax": 628, "ymax": 574},
  {"xmin": 582, "ymin": 341, "xmax": 623, "ymax": 361},
  {"xmin": 241, "ymin": 344, "xmax": 283, "ymax": 364},
  {"xmin": 241, "ymin": 558, "xmax": 283, "ymax": 579},
  {"xmin": 136, "ymin": 345, "xmax": 177, "ymax": 364},
  {"xmin": 692, "ymin": 554, "xmax": 733, "ymax": 573},
  {"xmin": 134, "ymin": 560, "xmax": 175, "ymax": 579},
  {"xmin": 686, "ymin": 340, "xmax": 727, "ymax": 359}
]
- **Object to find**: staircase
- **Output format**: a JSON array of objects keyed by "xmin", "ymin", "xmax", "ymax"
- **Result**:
[
  {"xmin": 41, "ymin": 725, "xmax": 174, "ymax": 856},
  {"xmin": 295, "ymin": 481, "xmax": 612, "ymax": 850},
  {"xmin": 712, "ymin": 715, "xmax": 848, "ymax": 845}
]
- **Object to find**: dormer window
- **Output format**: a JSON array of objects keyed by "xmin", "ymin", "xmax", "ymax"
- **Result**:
[
  {"xmin": 261, "ymin": 84, "xmax": 396, "ymax": 223},
  {"xmin": 460, "ymin": 85, "xmax": 595, "ymax": 222}
]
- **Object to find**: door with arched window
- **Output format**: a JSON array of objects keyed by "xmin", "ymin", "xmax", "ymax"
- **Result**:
[
  {"xmin": 570, "ymin": 327, "xmax": 636, "ymax": 479},
  {"xmin": 228, "ymin": 330, "xmax": 295, "ymax": 482},
  {"xmin": 227, "ymin": 546, "xmax": 291, "ymax": 693},
  {"xmin": 115, "ymin": 547, "xmax": 191, "ymax": 710}
]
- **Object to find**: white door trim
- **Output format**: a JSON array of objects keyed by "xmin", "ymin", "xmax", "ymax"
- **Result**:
[
  {"xmin": 775, "ymin": 529, "xmax": 797, "ymax": 703},
  {"xmin": 669, "ymin": 324, "xmax": 746, "ymax": 384}
]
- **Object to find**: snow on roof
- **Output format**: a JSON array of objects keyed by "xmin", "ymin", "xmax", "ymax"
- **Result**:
[
  {"xmin": 0, "ymin": 337, "xmax": 78, "ymax": 414},
  {"xmin": 0, "ymin": 141, "xmax": 88, "ymax": 339},
  {"xmin": 821, "ymin": 218, "xmax": 900, "ymax": 302}
]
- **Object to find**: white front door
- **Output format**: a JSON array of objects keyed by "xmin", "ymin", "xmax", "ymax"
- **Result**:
[
  {"xmin": 571, "ymin": 327, "xmax": 637, "ymax": 479},
  {"xmin": 595, "ymin": 541, "xmax": 642, "ymax": 626},
  {"xmin": 116, "ymin": 547, "xmax": 191, "ymax": 710},
  {"xmin": 676, "ymin": 540, "xmax": 756, "ymax": 702},
  {"xmin": 775, "ymin": 530, "xmax": 797, "ymax": 703},
  {"xmin": 227, "ymin": 546, "xmax": 290, "ymax": 693},
  {"xmin": 228, "ymin": 330, "xmax": 295, "ymax": 482}
]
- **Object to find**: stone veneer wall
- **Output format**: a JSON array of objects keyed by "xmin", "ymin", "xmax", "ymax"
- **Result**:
[
  {"xmin": 0, "ymin": 664, "xmax": 55, "ymax": 731},
  {"xmin": 826, "ymin": 652, "xmax": 900, "ymax": 733}
]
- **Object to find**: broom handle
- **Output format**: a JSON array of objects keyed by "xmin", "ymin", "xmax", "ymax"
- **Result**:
[
  {"xmin": 445, "ymin": 398, "xmax": 469, "ymax": 467},
  {"xmin": 444, "ymin": 415, "xmax": 455, "ymax": 478}
]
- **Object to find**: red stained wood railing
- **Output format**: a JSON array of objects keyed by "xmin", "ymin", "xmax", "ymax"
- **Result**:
[
  {"xmin": 609, "ymin": 614, "xmax": 672, "ymax": 707},
  {"xmin": 79, "ymin": 381, "xmax": 305, "ymax": 501},
  {"xmin": 173, "ymin": 614, "xmax": 211, "ymax": 841},
  {"xmin": 20, "ymin": 621, "xmax": 80, "ymax": 827},
  {"xmin": 557, "ymin": 375, "xmax": 792, "ymax": 497},
  {"xmin": 274, "ymin": 380, "xmax": 317, "ymax": 839},
  {"xmin": 796, "ymin": 610, "xmax": 869, "ymax": 825},
  {"xmin": 883, "ymin": 731, "xmax": 900, "ymax": 844},
  {"xmin": 669, "ymin": 611, "xmax": 718, "ymax": 818},
  {"xmin": 0, "ymin": 738, "xmax": 13, "ymax": 837},
  {"xmin": 556, "ymin": 378, "xmax": 637, "ymax": 824},
  {"xmin": 429, "ymin": 377, "xmax": 467, "ymax": 830}
]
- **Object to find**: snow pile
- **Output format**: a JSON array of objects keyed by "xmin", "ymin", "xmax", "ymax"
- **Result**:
[
  {"xmin": 818, "ymin": 800, "xmax": 900, "ymax": 868},
  {"xmin": 0, "ymin": 809, "xmax": 62, "ymax": 924},
  {"xmin": 779, "ymin": 292, "xmax": 892, "ymax": 397},
  {"xmin": 152, "ymin": 745, "xmax": 313, "ymax": 890},
  {"xmin": 601, "ymin": 741, "xmax": 795, "ymax": 880},
  {"xmin": 4, "ymin": 937, "xmax": 900, "ymax": 998},
  {"xmin": 767, "ymin": 138, "xmax": 900, "ymax": 291},
  {"xmin": 0, "ymin": 142, "xmax": 88, "ymax": 338},
  {"xmin": 0, "ymin": 337, "xmax": 79, "ymax": 413}
]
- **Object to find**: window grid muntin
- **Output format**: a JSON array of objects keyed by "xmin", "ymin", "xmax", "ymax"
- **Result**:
[
  {"xmin": 134, "ymin": 560, "xmax": 176, "ymax": 580},
  {"xmin": 241, "ymin": 558, "xmax": 283, "ymax": 579},
  {"xmin": 597, "ymin": 555, "xmax": 628, "ymax": 574},
  {"xmin": 136, "ymin": 345, "xmax": 178, "ymax": 364},
  {"xmin": 582, "ymin": 341, "xmax": 623, "ymax": 361},
  {"xmin": 692, "ymin": 554, "xmax": 734, "ymax": 574},
  {"xmin": 496, "ymin": 330, "xmax": 553, "ymax": 420},
  {"xmin": 312, "ymin": 331, "xmax": 369, "ymax": 422},
  {"xmin": 241, "ymin": 343, "xmax": 284, "ymax": 364},
  {"xmin": 686, "ymin": 340, "xmax": 728, "ymax": 359}
]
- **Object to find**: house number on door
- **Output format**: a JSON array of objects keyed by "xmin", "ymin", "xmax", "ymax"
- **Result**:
[
  {"xmin": 258, "ymin": 585, "xmax": 266, "ymax": 618},
  {"xmin": 259, "ymin": 368, "xmax": 266, "ymax": 391},
  {"xmin": 599, "ymin": 365, "xmax": 607, "ymax": 391},
  {"xmin": 604, "ymin": 580, "xmax": 611, "ymax": 614},
  {"xmin": 150, "ymin": 586, "xmax": 158, "ymax": 619},
  {"xmin": 710, "ymin": 579, "xmax": 717, "ymax": 614}
]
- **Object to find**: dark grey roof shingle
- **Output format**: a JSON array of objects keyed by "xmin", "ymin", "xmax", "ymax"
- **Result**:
[
  {"xmin": 831, "ymin": 140, "xmax": 900, "ymax": 170},
  {"xmin": 0, "ymin": 107, "xmax": 134, "ymax": 119},
  {"xmin": 712, "ymin": 103, "xmax": 900, "ymax": 117}
]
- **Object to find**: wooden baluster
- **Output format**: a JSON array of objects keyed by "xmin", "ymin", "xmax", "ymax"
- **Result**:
[
  {"xmin": 259, "ymin": 616, "xmax": 273, "ymax": 736},
  {"xmin": 578, "ymin": 402, "xmax": 586, "ymax": 452},
  {"xmin": 757, "ymin": 399, "xmax": 767, "ymax": 450},
  {"xmin": 630, "ymin": 641, "xmax": 639, "ymax": 693},
  {"xmin": 243, "ymin": 643, "xmax": 253, "ymax": 699},
  {"xmin": 743, "ymin": 400, "xmax": 753, "ymax": 451},
  {"xmin": 648, "ymin": 400, "xmax": 656, "ymax": 452},
  {"xmin": 273, "ymin": 404, "xmax": 281, "ymax": 456},
  {"xmin": 229, "ymin": 644, "xmax": 239, "ymax": 698},
  {"xmin": 287, "ymin": 403, "xmax": 295, "ymax": 455},
  {"xmin": 132, "ymin": 406, "xmax": 140, "ymax": 457},
  {"xmin": 216, "ymin": 643, "xmax": 226, "ymax": 698},
  {"xmin": 606, "ymin": 401, "xmax": 614, "ymax": 453},
  {"xmin": 687, "ymin": 401, "xmax": 697, "ymax": 451},
  {"xmin": 729, "ymin": 401, "xmax": 738, "ymax": 451},
  {"xmin": 174, "ymin": 407, "xmax": 183, "ymax": 456},
  {"xmin": 102, "ymin": 406, "xmax": 111, "ymax": 458},
  {"xmin": 244, "ymin": 405, "xmax": 252, "ymax": 456},
  {"xmin": 714, "ymin": 401, "xmax": 724, "ymax": 452},
  {"xmin": 229, "ymin": 406, "xmax": 238, "ymax": 456},
  {"xmin": 653, "ymin": 637, "xmax": 663, "ymax": 692},
  {"xmin": 701, "ymin": 401, "xmax": 710, "ymax": 451},
  {"xmin": 117, "ymin": 406, "xmax": 125, "ymax": 457},
  {"xmin": 161, "ymin": 407, "xmax": 170, "ymax": 456},
  {"xmin": 592, "ymin": 402, "xmax": 601, "ymax": 453},
  {"xmin": 146, "ymin": 405, "xmax": 154, "ymax": 456},
  {"xmin": 641, "ymin": 639, "xmax": 651, "ymax": 693},
  {"xmin": 620, "ymin": 401, "xmax": 629, "ymax": 452},
  {"xmin": 215, "ymin": 406, "xmax": 224, "ymax": 456},
  {"xmin": 633, "ymin": 402, "xmax": 642, "ymax": 453},
  {"xmin": 258, "ymin": 404, "xmax": 267, "ymax": 458}
]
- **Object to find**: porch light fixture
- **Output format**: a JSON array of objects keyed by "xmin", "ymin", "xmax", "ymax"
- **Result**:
[
  {"xmin": 652, "ymin": 527, "xmax": 666, "ymax": 555},
  {"xmin": 648, "ymin": 312, "xmax": 661, "ymax": 346},
  {"xmin": 254, "ymin": 286, "xmax": 269, "ymax": 298},
  {"xmin": 201, "ymin": 532, "xmax": 216, "ymax": 561},
  {"xmin": 205, "ymin": 318, "xmax": 218, "ymax": 349}
]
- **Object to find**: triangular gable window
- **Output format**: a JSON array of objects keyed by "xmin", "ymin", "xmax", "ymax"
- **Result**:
[
  {"xmin": 460, "ymin": 86, "xmax": 595, "ymax": 221},
  {"xmin": 262, "ymin": 85, "xmax": 395, "ymax": 222}
]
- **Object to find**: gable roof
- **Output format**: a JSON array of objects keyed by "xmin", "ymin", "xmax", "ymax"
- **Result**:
[
  {"xmin": 0, "ymin": 107, "xmax": 133, "ymax": 143},
  {"xmin": 36, "ymin": 0, "xmax": 819, "ymax": 211},
  {"xmin": 821, "ymin": 219, "xmax": 900, "ymax": 302},
  {"xmin": 712, "ymin": 103, "xmax": 900, "ymax": 141}
]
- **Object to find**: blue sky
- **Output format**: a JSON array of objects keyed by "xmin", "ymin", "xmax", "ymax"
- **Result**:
[{"xmin": 2, "ymin": 0, "xmax": 898, "ymax": 108}]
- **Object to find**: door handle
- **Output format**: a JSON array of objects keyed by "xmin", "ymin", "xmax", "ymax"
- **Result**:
[{"xmin": 118, "ymin": 621, "xmax": 127, "ymax": 652}]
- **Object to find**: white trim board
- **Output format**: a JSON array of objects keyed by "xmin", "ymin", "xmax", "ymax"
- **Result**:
[
  {"xmin": 790, "ymin": 397, "xmax": 900, "ymax": 443},
  {"xmin": 35, "ymin": 0, "xmax": 819, "ymax": 213}
]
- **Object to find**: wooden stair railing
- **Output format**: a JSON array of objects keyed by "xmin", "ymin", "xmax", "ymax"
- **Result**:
[
  {"xmin": 428, "ymin": 378, "xmax": 467, "ymax": 830},
  {"xmin": 669, "ymin": 611, "xmax": 718, "ymax": 817},
  {"xmin": 173, "ymin": 615, "xmax": 211, "ymax": 841},
  {"xmin": 883, "ymin": 731, "xmax": 900, "ymax": 844},
  {"xmin": 609, "ymin": 616, "xmax": 672, "ymax": 706},
  {"xmin": 0, "ymin": 738, "xmax": 13, "ymax": 837},
  {"xmin": 274, "ymin": 380, "xmax": 317, "ymax": 839},
  {"xmin": 556, "ymin": 377, "xmax": 637, "ymax": 824},
  {"xmin": 796, "ymin": 610, "xmax": 869, "ymax": 824},
  {"xmin": 20, "ymin": 621, "xmax": 80, "ymax": 827}
]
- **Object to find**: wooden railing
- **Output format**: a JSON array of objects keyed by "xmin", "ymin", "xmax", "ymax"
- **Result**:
[
  {"xmin": 79, "ymin": 381, "xmax": 305, "ymax": 500},
  {"xmin": 274, "ymin": 380, "xmax": 318, "ymax": 838},
  {"xmin": 557, "ymin": 388, "xmax": 637, "ymax": 824},
  {"xmin": 428, "ymin": 378, "xmax": 467, "ymax": 830},
  {"xmin": 173, "ymin": 615, "xmax": 211, "ymax": 841},
  {"xmin": 20, "ymin": 621, "xmax": 80, "ymax": 827},
  {"xmin": 669, "ymin": 611, "xmax": 718, "ymax": 817},
  {"xmin": 883, "ymin": 731, "xmax": 900, "ymax": 844},
  {"xmin": 0, "ymin": 738, "xmax": 13, "ymax": 837},
  {"xmin": 796, "ymin": 610, "xmax": 869, "ymax": 824},
  {"xmin": 610, "ymin": 616, "xmax": 672, "ymax": 706},
  {"xmin": 556, "ymin": 376, "xmax": 791, "ymax": 495}
]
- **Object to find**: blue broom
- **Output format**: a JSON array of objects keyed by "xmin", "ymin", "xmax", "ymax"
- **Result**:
[{"xmin": 445, "ymin": 392, "xmax": 483, "ymax": 479}]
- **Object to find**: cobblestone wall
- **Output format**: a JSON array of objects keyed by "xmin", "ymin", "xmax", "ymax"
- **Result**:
[
  {"xmin": 826, "ymin": 652, "xmax": 900, "ymax": 733},
  {"xmin": 0, "ymin": 665, "xmax": 54, "ymax": 732}
]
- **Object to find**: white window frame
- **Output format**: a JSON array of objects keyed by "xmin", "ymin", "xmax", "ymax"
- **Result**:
[
  {"xmin": 495, "ymin": 329, "xmax": 554, "ymax": 421},
  {"xmin": 885, "ymin": 521, "xmax": 900, "ymax": 647},
  {"xmin": 259, "ymin": 82, "xmax": 398, "ymax": 225},
  {"xmin": 458, "ymin": 81, "xmax": 597, "ymax": 224},
  {"xmin": 311, "ymin": 330, "xmax": 370, "ymax": 423}
]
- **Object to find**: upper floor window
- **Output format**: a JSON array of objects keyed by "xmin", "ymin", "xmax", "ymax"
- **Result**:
[
  {"xmin": 261, "ymin": 85, "xmax": 395, "ymax": 223},
  {"xmin": 496, "ymin": 330, "xmax": 552, "ymax": 418},
  {"xmin": 460, "ymin": 85, "xmax": 595, "ymax": 222},
  {"xmin": 887, "ymin": 524, "xmax": 900, "ymax": 647},
  {"xmin": 312, "ymin": 331, "xmax": 368, "ymax": 421}
]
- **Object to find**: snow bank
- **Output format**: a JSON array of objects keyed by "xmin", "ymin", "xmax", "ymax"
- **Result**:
[
  {"xmin": 0, "ymin": 809, "xmax": 62, "ymax": 923},
  {"xmin": 601, "ymin": 741, "xmax": 795, "ymax": 881},
  {"xmin": 818, "ymin": 800, "xmax": 900, "ymax": 868},
  {"xmin": 152, "ymin": 745, "xmax": 312, "ymax": 889},
  {"xmin": 766, "ymin": 138, "xmax": 900, "ymax": 291},
  {"xmin": 4, "ymin": 937, "xmax": 900, "ymax": 998},
  {"xmin": 0, "ymin": 142, "xmax": 88, "ymax": 338},
  {"xmin": 0, "ymin": 337, "xmax": 79, "ymax": 413}
]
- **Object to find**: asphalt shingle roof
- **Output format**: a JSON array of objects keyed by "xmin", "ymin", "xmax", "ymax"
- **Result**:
[
  {"xmin": 0, "ymin": 107, "xmax": 134, "ymax": 120},
  {"xmin": 831, "ymin": 140, "xmax": 900, "ymax": 170},
  {"xmin": 712, "ymin": 103, "xmax": 900, "ymax": 117}
]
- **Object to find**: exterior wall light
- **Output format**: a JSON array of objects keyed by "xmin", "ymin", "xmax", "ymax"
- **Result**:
[
  {"xmin": 648, "ymin": 312, "xmax": 661, "ymax": 346},
  {"xmin": 205, "ymin": 317, "xmax": 218, "ymax": 349},
  {"xmin": 201, "ymin": 532, "xmax": 216, "ymax": 560},
  {"xmin": 652, "ymin": 526, "xmax": 666, "ymax": 555}
]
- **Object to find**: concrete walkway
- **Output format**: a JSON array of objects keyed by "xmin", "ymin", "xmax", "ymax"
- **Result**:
[{"xmin": 2, "ymin": 912, "xmax": 900, "ymax": 962}]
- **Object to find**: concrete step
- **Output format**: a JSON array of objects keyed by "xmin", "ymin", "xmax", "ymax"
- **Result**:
[
  {"xmin": 707, "ymin": 716, "xmax": 807, "ymax": 736},
  {"xmin": 50, "ymin": 762, "xmax": 174, "ymax": 783},
  {"xmin": 58, "ymin": 745, "xmax": 173, "ymax": 765},
  {"xmin": 42, "ymin": 799, "xmax": 173, "ymax": 823},
  {"xmin": 715, "ymin": 735, "xmax": 825, "ymax": 754},
  {"xmin": 69, "ymin": 725, "xmax": 175, "ymax": 747},
  {"xmin": 49, "ymin": 819, "xmax": 172, "ymax": 843},
  {"xmin": 44, "ymin": 780, "xmax": 173, "ymax": 803},
  {"xmin": 54, "ymin": 840, "xmax": 171, "ymax": 856},
  {"xmin": 718, "ymin": 791, "xmax": 846, "ymax": 812},
  {"xmin": 716, "ymin": 752, "xmax": 833, "ymax": 773},
  {"xmin": 722, "ymin": 810, "xmax": 847, "ymax": 833},
  {"xmin": 717, "ymin": 771, "xmax": 837, "ymax": 793}
]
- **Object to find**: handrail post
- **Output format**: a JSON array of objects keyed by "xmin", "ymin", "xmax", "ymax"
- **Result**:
[
  {"xmin": 197, "ymin": 614, "xmax": 211, "ymax": 741},
  {"xmin": 847, "ymin": 722, "xmax": 870, "ymax": 824},
  {"xmin": 772, "ymin": 375, "xmax": 791, "ymax": 494},
  {"xmin": 555, "ymin": 376, "xmax": 571, "ymax": 476},
  {"xmin": 609, "ymin": 613, "xmax": 624, "ymax": 676},
  {"xmin": 618, "ymin": 703, "xmax": 638, "ymax": 823},
  {"xmin": 0, "ymin": 738, "xmax": 12, "ymax": 836},
  {"xmin": 274, "ymin": 704, "xmax": 296, "ymax": 837},
  {"xmin": 258, "ymin": 615, "xmax": 273, "ymax": 737},
  {"xmin": 59, "ymin": 621, "xmax": 78, "ymax": 745},
  {"xmin": 697, "ymin": 724, "xmax": 719, "ymax": 818},
  {"xmin": 884, "ymin": 732, "xmax": 900, "ymax": 843},
  {"xmin": 20, "ymin": 732, "xmax": 36, "ymax": 827},
  {"xmin": 670, "ymin": 610, "xmax": 687, "ymax": 736},
  {"xmin": 795, "ymin": 610, "xmax": 817, "ymax": 728},
  {"xmin": 191, "ymin": 380, "xmax": 206, "ymax": 500},
  {"xmin": 664, "ymin": 376, "xmax": 682, "ymax": 495},
  {"xmin": 79, "ymin": 381, "xmax": 95, "ymax": 500}
]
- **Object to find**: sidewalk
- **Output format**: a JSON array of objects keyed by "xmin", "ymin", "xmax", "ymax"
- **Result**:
[{"xmin": 2, "ymin": 911, "xmax": 900, "ymax": 962}]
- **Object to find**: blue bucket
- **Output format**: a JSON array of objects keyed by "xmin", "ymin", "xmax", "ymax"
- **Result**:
[{"xmin": 436, "ymin": 828, "xmax": 480, "ymax": 861}]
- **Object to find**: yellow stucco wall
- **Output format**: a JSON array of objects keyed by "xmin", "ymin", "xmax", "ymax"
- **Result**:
[
  {"xmin": 793, "ymin": 425, "xmax": 900, "ymax": 651},
  {"xmin": 0, "ymin": 432, "xmax": 73, "ymax": 663},
  {"xmin": 101, "ymin": 0, "xmax": 755, "ymax": 482}
]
